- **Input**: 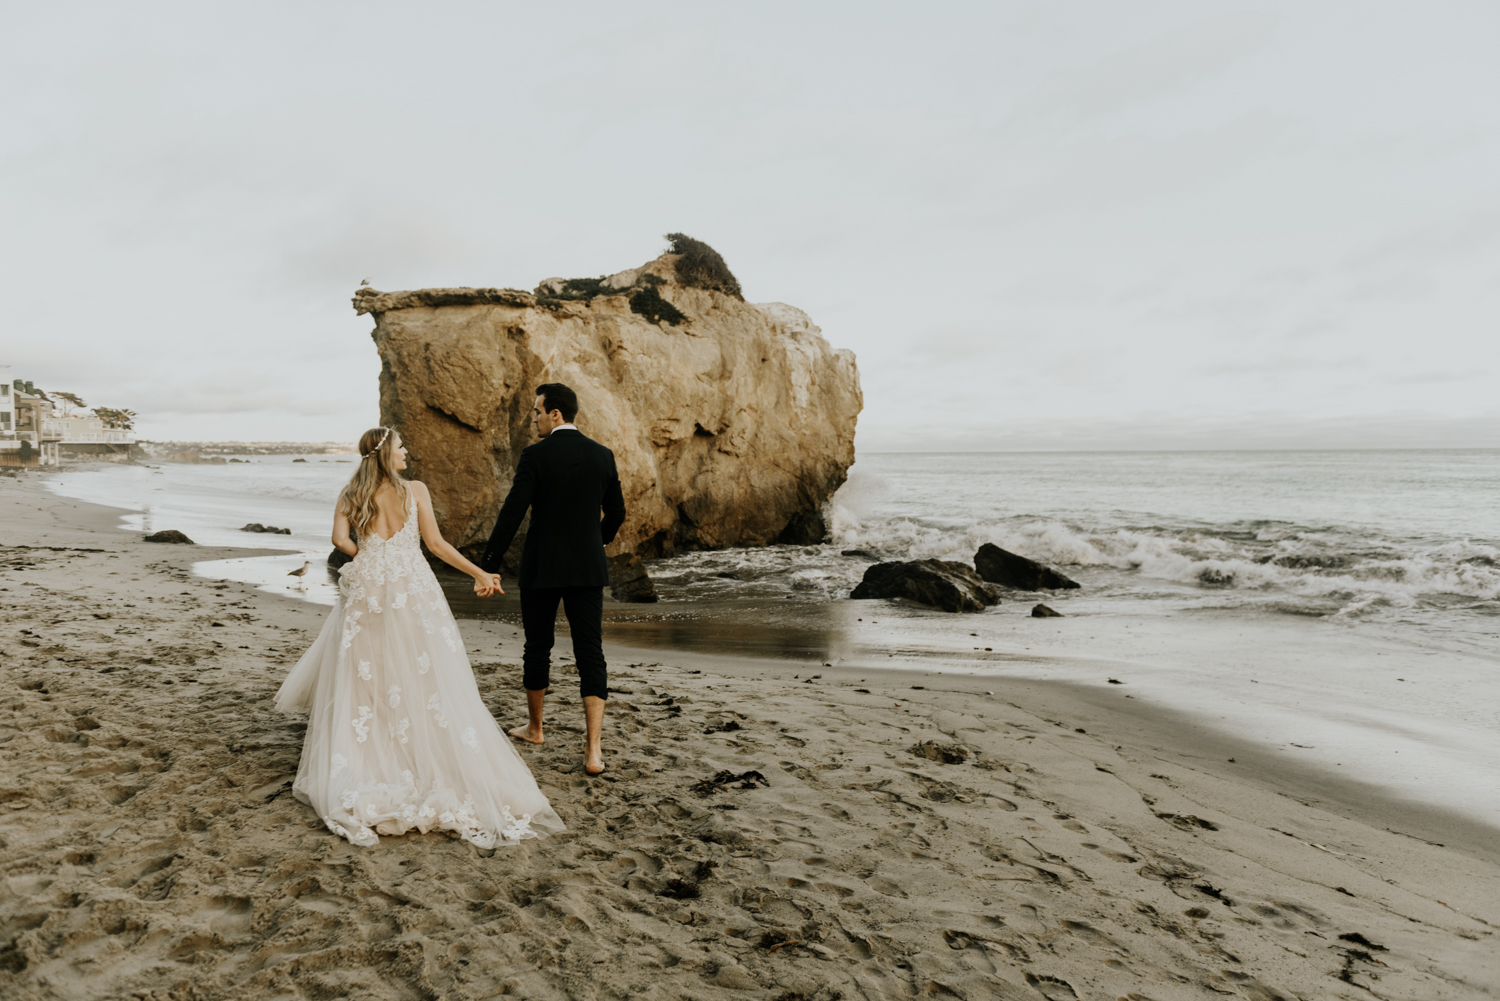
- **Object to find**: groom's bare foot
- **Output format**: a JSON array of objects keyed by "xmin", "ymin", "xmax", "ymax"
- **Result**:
[
  {"xmin": 582, "ymin": 694, "xmax": 606, "ymax": 774},
  {"xmin": 584, "ymin": 746, "xmax": 604, "ymax": 775},
  {"xmin": 511, "ymin": 688, "xmax": 547, "ymax": 745},
  {"xmin": 509, "ymin": 724, "xmax": 544, "ymax": 745}
]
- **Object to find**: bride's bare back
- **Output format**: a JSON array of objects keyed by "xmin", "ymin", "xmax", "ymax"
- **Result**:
[
  {"xmin": 330, "ymin": 431, "xmax": 500, "ymax": 597},
  {"xmin": 365, "ymin": 482, "xmax": 408, "ymax": 542}
]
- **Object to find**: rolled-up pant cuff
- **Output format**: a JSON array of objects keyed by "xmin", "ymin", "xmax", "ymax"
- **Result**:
[{"xmin": 519, "ymin": 585, "xmax": 607, "ymax": 700}]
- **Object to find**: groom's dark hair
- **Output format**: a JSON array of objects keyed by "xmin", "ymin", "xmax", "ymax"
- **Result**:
[{"xmin": 536, "ymin": 383, "xmax": 579, "ymax": 423}]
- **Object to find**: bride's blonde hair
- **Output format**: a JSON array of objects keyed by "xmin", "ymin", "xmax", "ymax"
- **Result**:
[{"xmin": 339, "ymin": 427, "xmax": 409, "ymax": 537}]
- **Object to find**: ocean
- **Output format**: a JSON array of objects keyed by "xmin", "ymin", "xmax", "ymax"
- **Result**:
[{"xmin": 43, "ymin": 449, "xmax": 1500, "ymax": 831}]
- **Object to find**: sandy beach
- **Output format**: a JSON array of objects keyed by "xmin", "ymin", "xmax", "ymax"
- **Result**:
[{"xmin": 3, "ymin": 471, "xmax": 1498, "ymax": 1001}]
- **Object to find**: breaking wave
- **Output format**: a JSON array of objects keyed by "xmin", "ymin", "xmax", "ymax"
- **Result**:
[
  {"xmin": 823, "ymin": 466, "xmax": 1500, "ymax": 621},
  {"xmin": 831, "ymin": 511, "xmax": 1500, "ymax": 604}
]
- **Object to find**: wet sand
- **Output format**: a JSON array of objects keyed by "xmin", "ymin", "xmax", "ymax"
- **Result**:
[{"xmin": 2, "ymin": 472, "xmax": 1498, "ymax": 1000}]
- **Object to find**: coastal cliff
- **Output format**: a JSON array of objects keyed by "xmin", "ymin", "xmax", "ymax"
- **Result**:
[{"xmin": 355, "ymin": 237, "xmax": 861, "ymax": 560}]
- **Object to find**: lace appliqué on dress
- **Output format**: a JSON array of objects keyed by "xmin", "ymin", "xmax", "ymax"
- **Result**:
[
  {"xmin": 352, "ymin": 706, "xmax": 373, "ymax": 742},
  {"xmin": 323, "ymin": 816, "xmax": 377, "ymax": 847},
  {"xmin": 500, "ymin": 806, "xmax": 534, "ymax": 842},
  {"xmin": 340, "ymin": 609, "xmax": 363, "ymax": 650}
]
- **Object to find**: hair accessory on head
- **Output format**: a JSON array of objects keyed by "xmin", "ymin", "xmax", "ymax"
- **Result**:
[{"xmin": 362, "ymin": 427, "xmax": 392, "ymax": 458}]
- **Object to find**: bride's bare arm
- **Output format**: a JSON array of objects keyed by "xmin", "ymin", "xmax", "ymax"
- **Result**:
[
  {"xmin": 409, "ymin": 481, "xmax": 501, "ymax": 590},
  {"xmin": 332, "ymin": 504, "xmax": 358, "ymax": 557}
]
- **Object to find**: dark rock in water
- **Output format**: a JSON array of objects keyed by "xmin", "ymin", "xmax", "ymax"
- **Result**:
[
  {"xmin": 712, "ymin": 571, "xmax": 741, "ymax": 580},
  {"xmin": 241, "ymin": 523, "xmax": 292, "ymax": 535},
  {"xmin": 776, "ymin": 509, "xmax": 827, "ymax": 545},
  {"xmin": 841, "ymin": 549, "xmax": 880, "ymax": 559},
  {"xmin": 292, "ymin": 458, "xmax": 307, "ymax": 463},
  {"xmin": 608, "ymin": 552, "xmax": 658, "ymax": 603},
  {"xmin": 1262, "ymin": 553, "xmax": 1349, "ymax": 569},
  {"xmin": 850, "ymin": 560, "xmax": 999, "ymax": 613},
  {"xmin": 144, "ymin": 530, "xmax": 194, "ymax": 544},
  {"xmin": 328, "ymin": 547, "xmax": 353, "ymax": 568},
  {"xmin": 974, "ymin": 543, "xmax": 1079, "ymax": 590},
  {"xmin": 910, "ymin": 740, "xmax": 969, "ymax": 764},
  {"xmin": 1032, "ymin": 603, "xmax": 1062, "ymax": 618}
]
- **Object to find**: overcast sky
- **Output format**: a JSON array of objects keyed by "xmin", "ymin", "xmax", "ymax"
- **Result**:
[{"xmin": 3, "ymin": 1, "xmax": 1497, "ymax": 449}]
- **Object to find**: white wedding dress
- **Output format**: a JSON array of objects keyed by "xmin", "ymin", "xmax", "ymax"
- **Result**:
[{"xmin": 276, "ymin": 493, "xmax": 564, "ymax": 848}]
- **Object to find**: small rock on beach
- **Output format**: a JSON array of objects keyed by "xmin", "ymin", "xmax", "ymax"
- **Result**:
[
  {"xmin": 143, "ymin": 529, "xmax": 195, "ymax": 544},
  {"xmin": 240, "ymin": 523, "xmax": 292, "ymax": 535}
]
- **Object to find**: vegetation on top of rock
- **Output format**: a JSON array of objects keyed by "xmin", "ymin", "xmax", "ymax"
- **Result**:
[
  {"xmin": 628, "ymin": 285, "xmax": 688, "ymax": 327},
  {"xmin": 534, "ymin": 276, "xmax": 615, "ymax": 303},
  {"xmin": 499, "ymin": 234, "xmax": 742, "ymax": 313},
  {"xmin": 665, "ymin": 233, "xmax": 743, "ymax": 300},
  {"xmin": 534, "ymin": 270, "xmax": 669, "ymax": 309},
  {"xmin": 528, "ymin": 263, "xmax": 689, "ymax": 324}
]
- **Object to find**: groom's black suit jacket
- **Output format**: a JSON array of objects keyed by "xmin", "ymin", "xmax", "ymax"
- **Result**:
[{"xmin": 481, "ymin": 429, "xmax": 627, "ymax": 589}]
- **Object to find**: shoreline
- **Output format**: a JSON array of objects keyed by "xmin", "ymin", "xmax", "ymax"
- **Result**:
[
  {"xmin": 5, "ymin": 470, "xmax": 1499, "ymax": 998},
  {"xmin": 30, "ymin": 467, "xmax": 1500, "ymax": 862},
  {"xmin": 41, "ymin": 456, "xmax": 1500, "ymax": 840}
]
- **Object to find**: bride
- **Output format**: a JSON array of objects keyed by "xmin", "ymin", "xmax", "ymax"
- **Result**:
[{"xmin": 276, "ymin": 427, "xmax": 564, "ymax": 848}]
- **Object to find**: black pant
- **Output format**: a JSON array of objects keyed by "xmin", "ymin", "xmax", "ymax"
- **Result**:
[{"xmin": 520, "ymin": 586, "xmax": 607, "ymax": 700}]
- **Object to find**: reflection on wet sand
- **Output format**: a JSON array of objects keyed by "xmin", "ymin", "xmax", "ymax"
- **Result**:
[
  {"xmin": 191, "ymin": 554, "xmax": 1012, "ymax": 668},
  {"xmin": 435, "ymin": 570, "xmax": 843, "ymax": 662},
  {"xmin": 194, "ymin": 551, "xmax": 341, "ymax": 605}
]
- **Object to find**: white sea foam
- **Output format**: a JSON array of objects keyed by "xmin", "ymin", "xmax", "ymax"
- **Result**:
[{"xmin": 832, "ymin": 502, "xmax": 1500, "ymax": 608}]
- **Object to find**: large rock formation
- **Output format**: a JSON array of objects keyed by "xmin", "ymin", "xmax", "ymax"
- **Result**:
[{"xmin": 355, "ymin": 238, "xmax": 861, "ymax": 562}]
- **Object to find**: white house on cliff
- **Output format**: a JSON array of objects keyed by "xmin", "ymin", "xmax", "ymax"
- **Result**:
[
  {"xmin": 0, "ymin": 365, "xmax": 136, "ymax": 466},
  {"xmin": 0, "ymin": 365, "xmax": 13, "ymax": 440}
]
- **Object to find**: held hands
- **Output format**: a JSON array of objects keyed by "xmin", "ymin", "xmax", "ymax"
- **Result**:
[{"xmin": 473, "ymin": 573, "xmax": 504, "ymax": 598}]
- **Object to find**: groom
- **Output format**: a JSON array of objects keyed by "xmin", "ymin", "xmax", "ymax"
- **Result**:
[{"xmin": 482, "ymin": 383, "xmax": 627, "ymax": 776}]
